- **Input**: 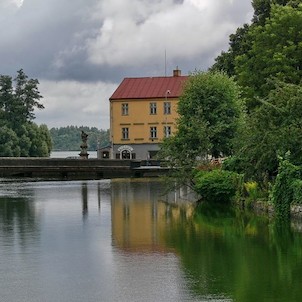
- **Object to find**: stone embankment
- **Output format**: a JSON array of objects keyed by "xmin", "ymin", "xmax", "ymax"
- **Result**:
[{"xmin": 252, "ymin": 200, "xmax": 302, "ymax": 219}]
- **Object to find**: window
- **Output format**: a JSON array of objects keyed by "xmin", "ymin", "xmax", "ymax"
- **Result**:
[
  {"xmin": 122, "ymin": 127, "xmax": 129, "ymax": 139},
  {"xmin": 164, "ymin": 102, "xmax": 171, "ymax": 115},
  {"xmin": 150, "ymin": 127, "xmax": 157, "ymax": 139},
  {"xmin": 150, "ymin": 102, "xmax": 157, "ymax": 115},
  {"xmin": 164, "ymin": 126, "xmax": 171, "ymax": 138},
  {"xmin": 122, "ymin": 103, "xmax": 128, "ymax": 115},
  {"xmin": 121, "ymin": 150, "xmax": 131, "ymax": 159}
]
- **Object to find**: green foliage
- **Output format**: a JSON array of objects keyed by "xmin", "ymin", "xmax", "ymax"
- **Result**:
[
  {"xmin": 212, "ymin": 1, "xmax": 300, "ymax": 77},
  {"xmin": 159, "ymin": 71, "xmax": 243, "ymax": 188},
  {"xmin": 194, "ymin": 169, "xmax": 242, "ymax": 204},
  {"xmin": 292, "ymin": 179, "xmax": 302, "ymax": 204},
  {"xmin": 0, "ymin": 126, "xmax": 20, "ymax": 156},
  {"xmin": 270, "ymin": 155, "xmax": 301, "ymax": 218},
  {"xmin": 0, "ymin": 70, "xmax": 51, "ymax": 157},
  {"xmin": 243, "ymin": 181, "xmax": 265, "ymax": 205},
  {"xmin": 49, "ymin": 126, "xmax": 109, "ymax": 151},
  {"xmin": 231, "ymin": 82, "xmax": 302, "ymax": 182},
  {"xmin": 211, "ymin": 24, "xmax": 251, "ymax": 76},
  {"xmin": 251, "ymin": 0, "xmax": 295, "ymax": 25},
  {"xmin": 236, "ymin": 4, "xmax": 302, "ymax": 108}
]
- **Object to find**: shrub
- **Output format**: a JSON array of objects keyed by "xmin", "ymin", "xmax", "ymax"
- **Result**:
[
  {"xmin": 194, "ymin": 169, "xmax": 241, "ymax": 204},
  {"xmin": 270, "ymin": 156, "xmax": 301, "ymax": 218},
  {"xmin": 292, "ymin": 179, "xmax": 302, "ymax": 205},
  {"xmin": 244, "ymin": 181, "xmax": 261, "ymax": 202}
]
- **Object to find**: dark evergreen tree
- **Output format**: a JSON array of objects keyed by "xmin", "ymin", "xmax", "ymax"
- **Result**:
[{"xmin": 0, "ymin": 70, "xmax": 51, "ymax": 157}]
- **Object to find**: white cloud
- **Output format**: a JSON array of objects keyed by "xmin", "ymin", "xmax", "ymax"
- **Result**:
[
  {"xmin": 14, "ymin": 0, "xmax": 24, "ymax": 7},
  {"xmin": 87, "ymin": 0, "xmax": 251, "ymax": 67},
  {"xmin": 0, "ymin": 0, "xmax": 253, "ymax": 129},
  {"xmin": 35, "ymin": 80, "xmax": 117, "ymax": 129}
]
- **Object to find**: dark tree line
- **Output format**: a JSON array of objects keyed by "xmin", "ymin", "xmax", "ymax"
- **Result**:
[
  {"xmin": 50, "ymin": 126, "xmax": 110, "ymax": 151},
  {"xmin": 0, "ymin": 69, "xmax": 52, "ymax": 157}
]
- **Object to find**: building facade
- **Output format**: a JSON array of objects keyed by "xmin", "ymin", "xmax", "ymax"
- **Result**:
[{"xmin": 109, "ymin": 69, "xmax": 188, "ymax": 160}]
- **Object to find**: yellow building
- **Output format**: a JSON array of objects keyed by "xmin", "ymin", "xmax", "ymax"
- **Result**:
[{"xmin": 109, "ymin": 69, "xmax": 188, "ymax": 159}]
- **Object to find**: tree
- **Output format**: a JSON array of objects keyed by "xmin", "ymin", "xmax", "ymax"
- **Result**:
[
  {"xmin": 0, "ymin": 75, "xmax": 14, "ymax": 126},
  {"xmin": 159, "ymin": 71, "xmax": 243, "ymax": 187},
  {"xmin": 211, "ymin": 1, "xmax": 301, "ymax": 79},
  {"xmin": 0, "ymin": 70, "xmax": 51, "ymax": 157},
  {"xmin": 0, "ymin": 126, "xmax": 20, "ymax": 157},
  {"xmin": 227, "ymin": 81, "xmax": 302, "ymax": 182},
  {"xmin": 211, "ymin": 24, "xmax": 251, "ymax": 76},
  {"xmin": 49, "ymin": 126, "xmax": 110, "ymax": 151},
  {"xmin": 252, "ymin": 0, "xmax": 300, "ymax": 24},
  {"xmin": 14, "ymin": 69, "xmax": 44, "ymax": 124},
  {"xmin": 235, "ymin": 4, "xmax": 302, "ymax": 109}
]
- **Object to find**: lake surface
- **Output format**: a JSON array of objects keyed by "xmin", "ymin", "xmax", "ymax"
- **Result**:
[
  {"xmin": 1, "ymin": 178, "xmax": 302, "ymax": 302},
  {"xmin": 50, "ymin": 150, "xmax": 98, "ymax": 158}
]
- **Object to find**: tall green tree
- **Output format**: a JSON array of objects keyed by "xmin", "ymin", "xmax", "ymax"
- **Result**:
[
  {"xmin": 211, "ymin": 1, "xmax": 301, "ymax": 78},
  {"xmin": 0, "ymin": 70, "xmax": 51, "ymax": 157},
  {"xmin": 211, "ymin": 24, "xmax": 251, "ymax": 76},
  {"xmin": 159, "ymin": 71, "xmax": 243, "ymax": 187},
  {"xmin": 236, "ymin": 4, "xmax": 302, "ymax": 109},
  {"xmin": 227, "ymin": 82, "xmax": 302, "ymax": 181},
  {"xmin": 14, "ymin": 69, "xmax": 44, "ymax": 123},
  {"xmin": 251, "ymin": 0, "xmax": 292, "ymax": 25},
  {"xmin": 0, "ymin": 75, "xmax": 14, "ymax": 126}
]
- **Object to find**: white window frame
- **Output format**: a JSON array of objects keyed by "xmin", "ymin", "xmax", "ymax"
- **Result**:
[
  {"xmin": 122, "ymin": 127, "xmax": 129, "ymax": 139},
  {"xmin": 150, "ymin": 102, "xmax": 157, "ymax": 115},
  {"xmin": 164, "ymin": 126, "xmax": 171, "ymax": 138},
  {"xmin": 150, "ymin": 127, "xmax": 157, "ymax": 139},
  {"xmin": 164, "ymin": 102, "xmax": 171, "ymax": 115},
  {"xmin": 122, "ymin": 103, "xmax": 129, "ymax": 115}
]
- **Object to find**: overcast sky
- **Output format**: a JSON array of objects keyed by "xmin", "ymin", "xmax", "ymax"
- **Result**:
[{"xmin": 1, "ymin": 0, "xmax": 253, "ymax": 130}]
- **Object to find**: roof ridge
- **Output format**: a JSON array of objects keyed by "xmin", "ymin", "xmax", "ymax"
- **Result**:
[
  {"xmin": 110, "ymin": 75, "xmax": 189, "ymax": 100},
  {"xmin": 123, "ymin": 75, "xmax": 188, "ymax": 79}
]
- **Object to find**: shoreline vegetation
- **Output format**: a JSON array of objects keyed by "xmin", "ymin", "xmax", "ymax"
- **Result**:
[{"xmin": 159, "ymin": 2, "xmax": 302, "ymax": 221}]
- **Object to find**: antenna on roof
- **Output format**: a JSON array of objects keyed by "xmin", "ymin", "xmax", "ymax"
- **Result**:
[{"xmin": 164, "ymin": 49, "xmax": 167, "ymax": 77}]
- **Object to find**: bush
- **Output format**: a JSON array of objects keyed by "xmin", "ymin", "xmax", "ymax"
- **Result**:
[
  {"xmin": 244, "ymin": 181, "xmax": 261, "ymax": 202},
  {"xmin": 194, "ymin": 169, "xmax": 241, "ymax": 204},
  {"xmin": 292, "ymin": 179, "xmax": 302, "ymax": 205},
  {"xmin": 270, "ymin": 156, "xmax": 301, "ymax": 218}
]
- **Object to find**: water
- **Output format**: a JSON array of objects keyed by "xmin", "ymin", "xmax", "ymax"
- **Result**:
[
  {"xmin": 50, "ymin": 150, "xmax": 97, "ymax": 158},
  {"xmin": 0, "ymin": 178, "xmax": 302, "ymax": 302}
]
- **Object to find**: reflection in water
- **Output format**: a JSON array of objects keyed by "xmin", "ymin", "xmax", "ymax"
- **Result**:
[
  {"xmin": 110, "ymin": 179, "xmax": 195, "ymax": 253},
  {"xmin": 1, "ymin": 179, "xmax": 302, "ymax": 302},
  {"xmin": 110, "ymin": 180, "xmax": 302, "ymax": 302},
  {"xmin": 97, "ymin": 182, "xmax": 101, "ymax": 212},
  {"xmin": 165, "ymin": 202, "xmax": 302, "ymax": 302},
  {"xmin": 0, "ymin": 188, "xmax": 40, "ymax": 252},
  {"xmin": 82, "ymin": 182, "xmax": 88, "ymax": 218}
]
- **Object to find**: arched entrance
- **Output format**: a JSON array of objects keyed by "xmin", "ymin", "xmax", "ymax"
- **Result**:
[
  {"xmin": 117, "ymin": 145, "xmax": 135, "ymax": 159},
  {"xmin": 121, "ymin": 150, "xmax": 131, "ymax": 159}
]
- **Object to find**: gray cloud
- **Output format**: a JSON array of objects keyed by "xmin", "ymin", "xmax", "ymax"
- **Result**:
[{"xmin": 1, "ymin": 0, "xmax": 253, "ymax": 129}]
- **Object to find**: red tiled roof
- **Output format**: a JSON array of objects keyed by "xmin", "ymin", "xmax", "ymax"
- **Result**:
[{"xmin": 110, "ymin": 76, "xmax": 189, "ymax": 100}]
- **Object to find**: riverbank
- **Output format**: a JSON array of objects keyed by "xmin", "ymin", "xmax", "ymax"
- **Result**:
[{"xmin": 240, "ymin": 199, "xmax": 302, "ymax": 221}]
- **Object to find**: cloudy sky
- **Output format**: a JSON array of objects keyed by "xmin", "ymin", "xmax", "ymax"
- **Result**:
[{"xmin": 0, "ymin": 0, "xmax": 253, "ymax": 130}]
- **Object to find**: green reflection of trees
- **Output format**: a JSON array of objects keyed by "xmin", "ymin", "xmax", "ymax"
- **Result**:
[
  {"xmin": 0, "ymin": 196, "xmax": 39, "ymax": 249},
  {"xmin": 164, "ymin": 203, "xmax": 302, "ymax": 302}
]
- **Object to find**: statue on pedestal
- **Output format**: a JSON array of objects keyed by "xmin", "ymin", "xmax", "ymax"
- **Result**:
[{"xmin": 79, "ymin": 131, "xmax": 89, "ymax": 159}]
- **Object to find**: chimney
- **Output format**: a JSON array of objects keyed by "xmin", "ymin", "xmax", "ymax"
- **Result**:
[{"xmin": 173, "ymin": 67, "xmax": 181, "ymax": 77}]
